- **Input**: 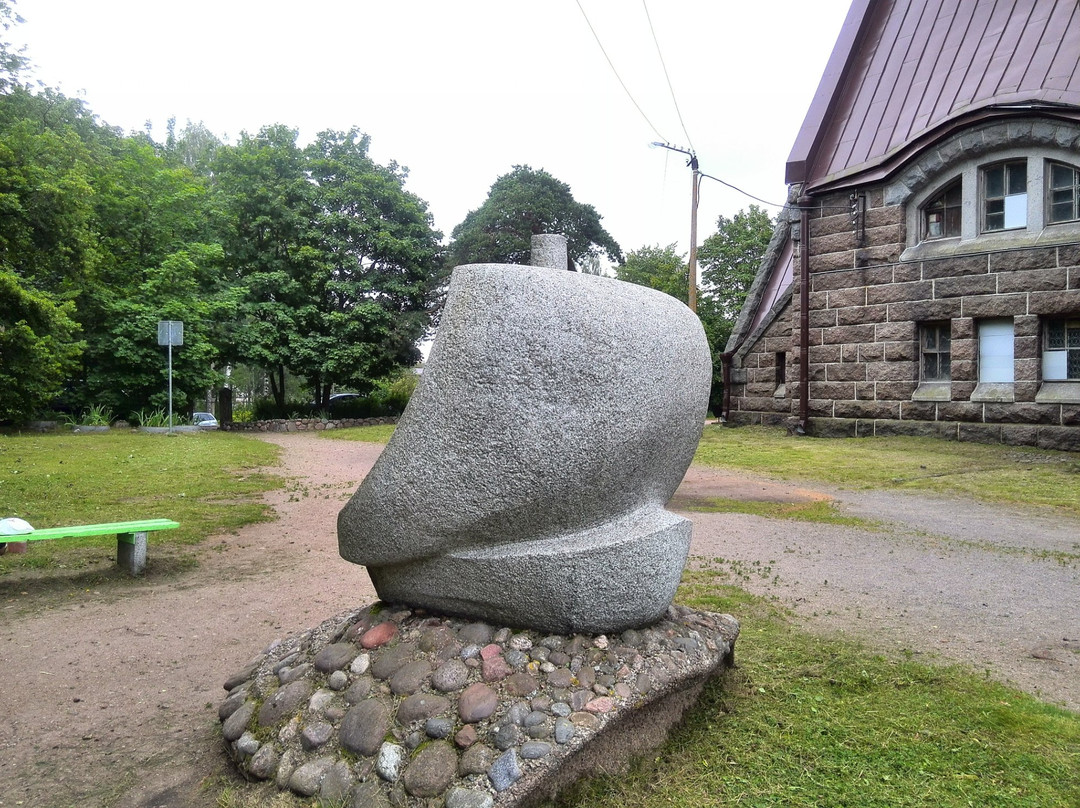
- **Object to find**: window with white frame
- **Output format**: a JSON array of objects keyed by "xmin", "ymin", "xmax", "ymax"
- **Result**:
[
  {"xmin": 1042, "ymin": 318, "xmax": 1080, "ymax": 381},
  {"xmin": 982, "ymin": 160, "xmax": 1027, "ymax": 232}
]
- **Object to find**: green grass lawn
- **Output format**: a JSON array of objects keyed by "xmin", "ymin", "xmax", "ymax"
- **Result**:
[
  {"xmin": 550, "ymin": 571, "xmax": 1080, "ymax": 808},
  {"xmin": 0, "ymin": 430, "xmax": 280, "ymax": 573},
  {"xmin": 695, "ymin": 424, "xmax": 1080, "ymax": 515},
  {"xmin": 7, "ymin": 424, "xmax": 1079, "ymax": 806}
]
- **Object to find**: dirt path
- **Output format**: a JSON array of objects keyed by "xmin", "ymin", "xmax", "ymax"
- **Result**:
[{"xmin": 0, "ymin": 434, "xmax": 1077, "ymax": 808}]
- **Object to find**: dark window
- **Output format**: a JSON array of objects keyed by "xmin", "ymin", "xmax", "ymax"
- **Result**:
[
  {"xmin": 921, "ymin": 323, "xmax": 951, "ymax": 381},
  {"xmin": 775, "ymin": 352, "xmax": 786, "ymax": 387},
  {"xmin": 1043, "ymin": 318, "xmax": 1080, "ymax": 381},
  {"xmin": 923, "ymin": 181, "xmax": 962, "ymax": 239},
  {"xmin": 1048, "ymin": 162, "xmax": 1080, "ymax": 224},
  {"xmin": 982, "ymin": 161, "xmax": 1027, "ymax": 231}
]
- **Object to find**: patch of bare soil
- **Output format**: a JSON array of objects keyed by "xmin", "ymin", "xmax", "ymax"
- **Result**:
[{"xmin": 0, "ymin": 434, "xmax": 1076, "ymax": 808}]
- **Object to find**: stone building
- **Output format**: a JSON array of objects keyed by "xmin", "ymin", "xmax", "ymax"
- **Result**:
[{"xmin": 724, "ymin": 0, "xmax": 1080, "ymax": 450}]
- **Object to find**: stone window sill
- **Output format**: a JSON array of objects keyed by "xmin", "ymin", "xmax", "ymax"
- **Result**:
[
  {"xmin": 1035, "ymin": 382, "xmax": 1080, "ymax": 404},
  {"xmin": 971, "ymin": 382, "xmax": 1015, "ymax": 403},
  {"xmin": 912, "ymin": 383, "xmax": 951, "ymax": 401},
  {"xmin": 899, "ymin": 223, "xmax": 1080, "ymax": 263},
  {"xmin": 773, "ymin": 383, "xmax": 787, "ymax": 399}
]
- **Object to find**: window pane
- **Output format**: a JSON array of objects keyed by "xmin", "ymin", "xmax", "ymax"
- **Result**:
[
  {"xmin": 1051, "ymin": 200, "xmax": 1075, "ymax": 223},
  {"xmin": 986, "ymin": 211, "xmax": 1004, "ymax": 231},
  {"xmin": 1004, "ymin": 193, "xmax": 1027, "ymax": 228},
  {"xmin": 923, "ymin": 181, "xmax": 962, "ymax": 240},
  {"xmin": 1007, "ymin": 163, "xmax": 1027, "ymax": 195},
  {"xmin": 924, "ymin": 329, "xmax": 937, "ymax": 350},
  {"xmin": 1051, "ymin": 163, "xmax": 1074, "ymax": 189},
  {"xmin": 1052, "ymin": 188, "xmax": 1073, "ymax": 205},
  {"xmin": 1069, "ymin": 326, "xmax": 1080, "ymax": 348},
  {"xmin": 979, "ymin": 319, "xmax": 1014, "ymax": 383},
  {"xmin": 985, "ymin": 165, "xmax": 1004, "ymax": 197},
  {"xmin": 1069, "ymin": 350, "xmax": 1080, "ymax": 379},
  {"xmin": 944, "ymin": 207, "xmax": 962, "ymax": 236},
  {"xmin": 940, "ymin": 355, "xmax": 951, "ymax": 378},
  {"xmin": 1047, "ymin": 319, "xmax": 1066, "ymax": 349},
  {"xmin": 924, "ymin": 354, "xmax": 939, "ymax": 380}
]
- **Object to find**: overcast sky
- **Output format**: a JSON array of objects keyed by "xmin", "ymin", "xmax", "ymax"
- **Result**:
[{"xmin": 9, "ymin": 0, "xmax": 851, "ymax": 262}]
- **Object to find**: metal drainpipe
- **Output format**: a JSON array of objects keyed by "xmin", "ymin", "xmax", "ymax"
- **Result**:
[
  {"xmin": 798, "ymin": 196, "xmax": 813, "ymax": 434},
  {"xmin": 721, "ymin": 351, "xmax": 733, "ymax": 421}
]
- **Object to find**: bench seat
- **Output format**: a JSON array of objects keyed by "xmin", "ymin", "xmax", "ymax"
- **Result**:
[{"xmin": 3, "ymin": 519, "xmax": 180, "ymax": 574}]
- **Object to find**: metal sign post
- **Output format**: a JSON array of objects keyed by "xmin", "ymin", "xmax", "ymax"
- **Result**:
[{"xmin": 157, "ymin": 321, "xmax": 184, "ymax": 434}]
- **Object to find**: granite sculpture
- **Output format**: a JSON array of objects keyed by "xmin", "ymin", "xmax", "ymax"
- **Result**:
[{"xmin": 338, "ymin": 235, "xmax": 711, "ymax": 633}]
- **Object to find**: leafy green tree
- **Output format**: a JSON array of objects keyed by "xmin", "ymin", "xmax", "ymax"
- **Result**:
[
  {"xmin": 614, "ymin": 243, "xmax": 688, "ymax": 303},
  {"xmin": 211, "ymin": 124, "xmax": 319, "ymax": 409},
  {"xmin": 302, "ymin": 128, "xmax": 443, "ymax": 406},
  {"xmin": 697, "ymin": 205, "xmax": 774, "ymax": 413},
  {"xmin": 163, "ymin": 117, "xmax": 222, "ymax": 175},
  {"xmin": 213, "ymin": 125, "xmax": 444, "ymax": 410},
  {"xmin": 448, "ymin": 165, "xmax": 622, "ymax": 269},
  {"xmin": 0, "ymin": 113, "xmax": 96, "ymax": 295},
  {"xmin": 0, "ymin": 269, "xmax": 82, "ymax": 422},
  {"xmin": 698, "ymin": 204, "xmax": 773, "ymax": 322},
  {"xmin": 87, "ymin": 247, "xmax": 231, "ymax": 417},
  {"xmin": 0, "ymin": 0, "xmax": 27, "ymax": 93}
]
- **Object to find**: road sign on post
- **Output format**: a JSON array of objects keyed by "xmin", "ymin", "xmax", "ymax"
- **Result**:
[
  {"xmin": 157, "ymin": 321, "xmax": 183, "ymax": 346},
  {"xmin": 157, "ymin": 321, "xmax": 184, "ymax": 434}
]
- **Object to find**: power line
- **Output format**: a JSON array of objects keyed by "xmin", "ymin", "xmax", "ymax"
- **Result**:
[
  {"xmin": 574, "ymin": 0, "xmax": 668, "ymax": 143},
  {"xmin": 642, "ymin": 0, "xmax": 694, "ymax": 154},
  {"xmin": 699, "ymin": 172, "xmax": 786, "ymax": 208}
]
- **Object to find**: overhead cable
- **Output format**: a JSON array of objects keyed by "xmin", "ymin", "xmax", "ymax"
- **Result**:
[
  {"xmin": 574, "ymin": 0, "xmax": 669, "ymax": 143},
  {"xmin": 642, "ymin": 0, "xmax": 694, "ymax": 154},
  {"xmin": 699, "ymin": 172, "xmax": 786, "ymax": 208}
]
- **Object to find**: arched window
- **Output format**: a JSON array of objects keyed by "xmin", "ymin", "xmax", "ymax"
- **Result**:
[
  {"xmin": 1048, "ymin": 162, "xmax": 1080, "ymax": 224},
  {"xmin": 922, "ymin": 180, "xmax": 961, "ymax": 240}
]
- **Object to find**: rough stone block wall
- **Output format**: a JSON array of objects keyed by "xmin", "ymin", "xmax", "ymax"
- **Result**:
[{"xmin": 727, "ymin": 186, "xmax": 1080, "ymax": 450}]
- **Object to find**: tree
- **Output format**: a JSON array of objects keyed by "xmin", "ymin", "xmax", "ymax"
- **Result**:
[
  {"xmin": 212, "ymin": 126, "xmax": 444, "ymax": 410},
  {"xmin": 698, "ymin": 204, "xmax": 773, "ymax": 322},
  {"xmin": 211, "ymin": 124, "xmax": 318, "ymax": 409},
  {"xmin": 614, "ymin": 243, "xmax": 688, "ymax": 303},
  {"xmin": 0, "ymin": 0, "xmax": 27, "ymax": 93},
  {"xmin": 448, "ymin": 165, "xmax": 622, "ymax": 269},
  {"xmin": 0, "ymin": 269, "xmax": 82, "ymax": 422},
  {"xmin": 697, "ymin": 205, "xmax": 774, "ymax": 414},
  {"xmin": 87, "ymin": 247, "xmax": 231, "ymax": 417},
  {"xmin": 302, "ymin": 128, "xmax": 444, "ymax": 406}
]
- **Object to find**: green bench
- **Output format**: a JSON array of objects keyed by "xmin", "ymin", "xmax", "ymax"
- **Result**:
[{"xmin": 2, "ymin": 519, "xmax": 180, "ymax": 575}]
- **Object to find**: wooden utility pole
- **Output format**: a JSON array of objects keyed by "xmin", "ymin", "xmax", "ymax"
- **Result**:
[
  {"xmin": 687, "ymin": 153, "xmax": 700, "ymax": 313},
  {"xmin": 651, "ymin": 142, "xmax": 700, "ymax": 312}
]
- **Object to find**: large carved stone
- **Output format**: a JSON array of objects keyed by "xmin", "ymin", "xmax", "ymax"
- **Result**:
[{"xmin": 338, "ymin": 249, "xmax": 711, "ymax": 633}]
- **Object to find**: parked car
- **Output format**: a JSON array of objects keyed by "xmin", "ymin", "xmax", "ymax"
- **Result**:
[{"xmin": 192, "ymin": 412, "xmax": 218, "ymax": 430}]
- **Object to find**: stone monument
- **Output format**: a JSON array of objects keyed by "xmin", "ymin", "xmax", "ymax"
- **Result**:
[
  {"xmin": 337, "ymin": 235, "xmax": 712, "ymax": 633},
  {"xmin": 220, "ymin": 236, "xmax": 740, "ymax": 806}
]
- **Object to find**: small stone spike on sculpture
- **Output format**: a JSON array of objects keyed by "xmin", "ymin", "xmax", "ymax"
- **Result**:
[{"xmin": 338, "ymin": 234, "xmax": 711, "ymax": 634}]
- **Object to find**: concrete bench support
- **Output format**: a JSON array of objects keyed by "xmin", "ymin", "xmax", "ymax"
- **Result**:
[{"xmin": 117, "ymin": 531, "xmax": 149, "ymax": 575}]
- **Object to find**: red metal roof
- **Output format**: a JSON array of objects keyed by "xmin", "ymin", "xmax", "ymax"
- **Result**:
[{"xmin": 787, "ymin": 0, "xmax": 1080, "ymax": 190}]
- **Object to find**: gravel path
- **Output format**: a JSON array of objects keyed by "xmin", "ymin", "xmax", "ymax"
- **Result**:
[{"xmin": 0, "ymin": 433, "xmax": 1076, "ymax": 808}]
